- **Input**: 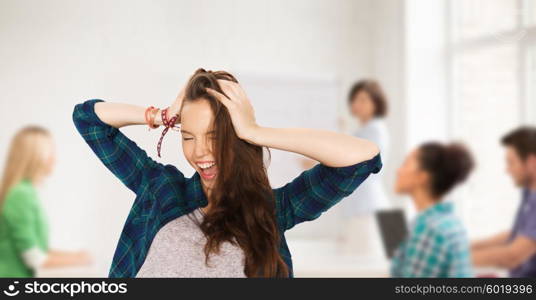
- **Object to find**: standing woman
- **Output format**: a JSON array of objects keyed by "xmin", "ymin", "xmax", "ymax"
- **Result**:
[
  {"xmin": 338, "ymin": 80, "xmax": 391, "ymax": 257},
  {"xmin": 72, "ymin": 69, "xmax": 382, "ymax": 278},
  {"xmin": 392, "ymin": 142, "xmax": 474, "ymax": 277},
  {"xmin": 0, "ymin": 126, "xmax": 91, "ymax": 277},
  {"xmin": 342, "ymin": 79, "xmax": 390, "ymax": 216}
]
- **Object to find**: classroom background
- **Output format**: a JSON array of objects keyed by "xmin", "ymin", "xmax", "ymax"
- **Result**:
[{"xmin": 1, "ymin": 0, "xmax": 535, "ymax": 277}]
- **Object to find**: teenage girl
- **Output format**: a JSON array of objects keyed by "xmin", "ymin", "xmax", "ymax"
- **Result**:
[
  {"xmin": 73, "ymin": 69, "xmax": 382, "ymax": 277},
  {"xmin": 342, "ymin": 79, "xmax": 390, "ymax": 215}
]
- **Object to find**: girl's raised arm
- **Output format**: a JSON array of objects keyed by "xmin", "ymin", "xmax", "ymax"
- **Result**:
[
  {"xmin": 206, "ymin": 80, "xmax": 380, "ymax": 166},
  {"xmin": 206, "ymin": 80, "xmax": 382, "ymax": 230},
  {"xmin": 72, "ymin": 91, "xmax": 184, "ymax": 195},
  {"xmin": 92, "ymin": 98, "xmax": 180, "ymax": 129}
]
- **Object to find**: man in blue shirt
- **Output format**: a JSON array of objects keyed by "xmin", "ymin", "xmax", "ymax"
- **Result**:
[{"xmin": 472, "ymin": 127, "xmax": 536, "ymax": 277}]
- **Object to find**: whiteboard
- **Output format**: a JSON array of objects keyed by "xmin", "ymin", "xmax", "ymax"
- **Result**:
[{"xmin": 239, "ymin": 72, "xmax": 341, "ymax": 188}]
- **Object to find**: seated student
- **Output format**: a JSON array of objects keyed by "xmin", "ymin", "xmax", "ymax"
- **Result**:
[
  {"xmin": 472, "ymin": 127, "xmax": 536, "ymax": 277},
  {"xmin": 391, "ymin": 142, "xmax": 474, "ymax": 277},
  {"xmin": 0, "ymin": 126, "xmax": 91, "ymax": 277}
]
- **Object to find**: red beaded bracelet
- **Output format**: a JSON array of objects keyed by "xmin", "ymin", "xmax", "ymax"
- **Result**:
[{"xmin": 157, "ymin": 107, "xmax": 179, "ymax": 158}]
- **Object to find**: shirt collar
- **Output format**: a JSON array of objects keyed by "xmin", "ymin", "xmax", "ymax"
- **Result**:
[
  {"xmin": 524, "ymin": 189, "xmax": 536, "ymax": 202},
  {"xmin": 417, "ymin": 201, "xmax": 454, "ymax": 221},
  {"xmin": 21, "ymin": 178, "xmax": 32, "ymax": 185},
  {"xmin": 190, "ymin": 172, "xmax": 209, "ymax": 208},
  {"xmin": 361, "ymin": 117, "xmax": 382, "ymax": 129}
]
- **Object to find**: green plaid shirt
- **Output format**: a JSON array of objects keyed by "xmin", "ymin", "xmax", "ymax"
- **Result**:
[
  {"xmin": 391, "ymin": 201, "xmax": 473, "ymax": 278},
  {"xmin": 73, "ymin": 99, "xmax": 382, "ymax": 278}
]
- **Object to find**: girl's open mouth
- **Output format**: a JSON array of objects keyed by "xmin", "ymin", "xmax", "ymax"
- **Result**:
[{"xmin": 197, "ymin": 161, "xmax": 217, "ymax": 180}]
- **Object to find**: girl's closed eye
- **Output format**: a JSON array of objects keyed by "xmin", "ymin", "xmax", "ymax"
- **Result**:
[{"xmin": 182, "ymin": 136, "xmax": 194, "ymax": 141}]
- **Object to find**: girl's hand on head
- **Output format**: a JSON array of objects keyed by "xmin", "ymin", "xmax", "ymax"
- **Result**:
[
  {"xmin": 206, "ymin": 80, "xmax": 260, "ymax": 141},
  {"xmin": 169, "ymin": 84, "xmax": 186, "ymax": 121}
]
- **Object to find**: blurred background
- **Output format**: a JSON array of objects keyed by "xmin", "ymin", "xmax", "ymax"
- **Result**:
[{"xmin": 1, "ymin": 0, "xmax": 535, "ymax": 277}]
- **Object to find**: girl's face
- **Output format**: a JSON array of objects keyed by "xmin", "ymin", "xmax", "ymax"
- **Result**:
[
  {"xmin": 180, "ymin": 99, "xmax": 218, "ymax": 190},
  {"xmin": 395, "ymin": 149, "xmax": 429, "ymax": 195},
  {"xmin": 350, "ymin": 91, "xmax": 375, "ymax": 123}
]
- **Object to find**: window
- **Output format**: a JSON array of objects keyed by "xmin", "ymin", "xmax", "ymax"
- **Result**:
[
  {"xmin": 452, "ymin": 0, "xmax": 519, "ymax": 41},
  {"xmin": 449, "ymin": 0, "xmax": 536, "ymax": 237},
  {"xmin": 523, "ymin": 0, "xmax": 536, "ymax": 26}
]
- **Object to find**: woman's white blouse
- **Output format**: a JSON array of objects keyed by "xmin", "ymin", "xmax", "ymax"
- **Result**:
[{"xmin": 340, "ymin": 118, "xmax": 390, "ymax": 216}]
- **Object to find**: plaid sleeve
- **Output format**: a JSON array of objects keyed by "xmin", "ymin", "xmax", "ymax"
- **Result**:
[
  {"xmin": 72, "ymin": 99, "xmax": 168, "ymax": 195},
  {"xmin": 273, "ymin": 153, "xmax": 382, "ymax": 231}
]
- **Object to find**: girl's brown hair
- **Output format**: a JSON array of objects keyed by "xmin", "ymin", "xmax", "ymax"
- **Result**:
[{"xmin": 182, "ymin": 68, "xmax": 288, "ymax": 277}]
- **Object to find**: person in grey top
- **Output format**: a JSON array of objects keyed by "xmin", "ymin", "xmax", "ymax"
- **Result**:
[{"xmin": 472, "ymin": 127, "xmax": 536, "ymax": 277}]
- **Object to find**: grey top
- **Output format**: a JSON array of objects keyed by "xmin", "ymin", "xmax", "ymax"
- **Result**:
[{"xmin": 136, "ymin": 208, "xmax": 246, "ymax": 277}]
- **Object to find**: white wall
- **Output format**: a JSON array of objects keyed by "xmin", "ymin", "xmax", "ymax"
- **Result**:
[
  {"xmin": 405, "ymin": 0, "xmax": 449, "ymax": 147},
  {"xmin": 369, "ymin": 0, "xmax": 407, "ymax": 207},
  {"xmin": 0, "ymin": 0, "xmax": 375, "ymax": 274}
]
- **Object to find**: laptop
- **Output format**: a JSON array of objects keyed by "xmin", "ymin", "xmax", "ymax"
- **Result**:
[{"xmin": 375, "ymin": 209, "xmax": 408, "ymax": 258}]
